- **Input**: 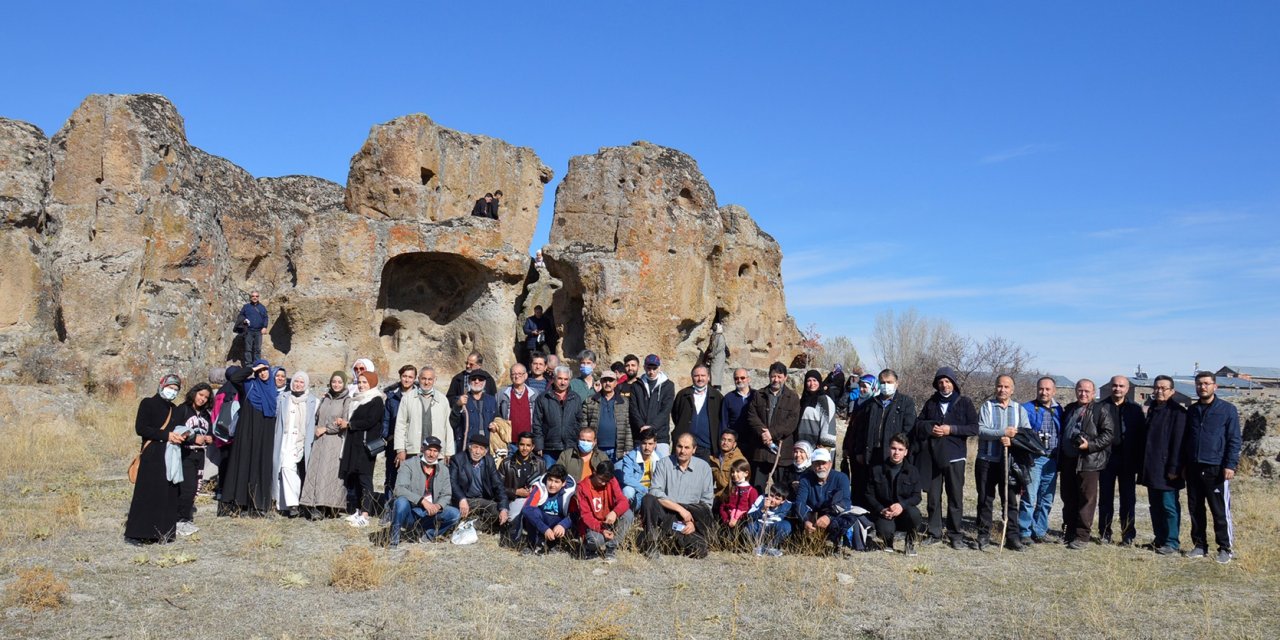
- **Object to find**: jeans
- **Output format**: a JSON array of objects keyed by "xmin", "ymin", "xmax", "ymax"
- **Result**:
[
  {"xmin": 599, "ymin": 448, "xmax": 616, "ymax": 463},
  {"xmin": 389, "ymin": 497, "xmax": 461, "ymax": 545},
  {"xmin": 1018, "ymin": 454, "xmax": 1058, "ymax": 539},
  {"xmin": 243, "ymin": 329, "xmax": 262, "ymax": 365},
  {"xmin": 622, "ymin": 485, "xmax": 646, "ymax": 512},
  {"xmin": 746, "ymin": 518, "xmax": 793, "ymax": 548},
  {"xmin": 542, "ymin": 451, "xmax": 562, "ymax": 469},
  {"xmin": 583, "ymin": 510, "xmax": 634, "ymax": 553},
  {"xmin": 1148, "ymin": 488, "xmax": 1182, "ymax": 550}
]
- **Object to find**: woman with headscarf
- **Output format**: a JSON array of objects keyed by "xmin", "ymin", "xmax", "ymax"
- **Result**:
[
  {"xmin": 172, "ymin": 382, "xmax": 214, "ymax": 536},
  {"xmin": 220, "ymin": 360, "xmax": 280, "ymax": 516},
  {"xmin": 797, "ymin": 370, "xmax": 838, "ymax": 449},
  {"xmin": 274, "ymin": 367, "xmax": 289, "ymax": 393},
  {"xmin": 348, "ymin": 358, "xmax": 376, "ymax": 394},
  {"xmin": 300, "ymin": 371, "xmax": 352, "ymax": 519},
  {"xmin": 274, "ymin": 371, "xmax": 317, "ymax": 517},
  {"xmin": 339, "ymin": 370, "xmax": 385, "ymax": 527},
  {"xmin": 125, "ymin": 374, "xmax": 186, "ymax": 543}
]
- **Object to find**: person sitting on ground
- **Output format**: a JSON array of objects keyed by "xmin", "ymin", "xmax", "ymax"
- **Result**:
[
  {"xmin": 745, "ymin": 483, "xmax": 794, "ymax": 557},
  {"xmin": 388, "ymin": 437, "xmax": 459, "ymax": 546},
  {"xmin": 640, "ymin": 433, "xmax": 716, "ymax": 559},
  {"xmin": 557, "ymin": 425, "xmax": 610, "ymax": 482},
  {"xmin": 794, "ymin": 448, "xmax": 856, "ymax": 553},
  {"xmin": 710, "ymin": 429, "xmax": 747, "ymax": 499},
  {"xmin": 618, "ymin": 427, "xmax": 662, "ymax": 510},
  {"xmin": 718, "ymin": 458, "xmax": 758, "ymax": 531},
  {"xmin": 449, "ymin": 435, "xmax": 510, "ymax": 533},
  {"xmin": 574, "ymin": 460, "xmax": 633, "ymax": 562},
  {"xmin": 521, "ymin": 464, "xmax": 576, "ymax": 554},
  {"xmin": 500, "ymin": 433, "xmax": 546, "ymax": 546},
  {"xmin": 866, "ymin": 434, "xmax": 923, "ymax": 556}
]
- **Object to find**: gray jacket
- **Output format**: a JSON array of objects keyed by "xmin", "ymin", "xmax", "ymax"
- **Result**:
[{"xmin": 393, "ymin": 458, "xmax": 453, "ymax": 508}]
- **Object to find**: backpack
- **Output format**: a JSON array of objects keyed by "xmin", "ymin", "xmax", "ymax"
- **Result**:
[{"xmin": 213, "ymin": 397, "xmax": 239, "ymax": 447}]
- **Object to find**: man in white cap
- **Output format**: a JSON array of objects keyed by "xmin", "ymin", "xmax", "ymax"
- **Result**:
[{"xmin": 794, "ymin": 446, "xmax": 857, "ymax": 553}]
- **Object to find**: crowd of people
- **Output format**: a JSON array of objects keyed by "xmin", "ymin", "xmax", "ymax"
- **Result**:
[{"xmin": 126, "ymin": 315, "xmax": 1244, "ymax": 565}]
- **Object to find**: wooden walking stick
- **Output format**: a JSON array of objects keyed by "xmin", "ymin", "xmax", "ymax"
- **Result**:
[{"xmin": 999, "ymin": 440, "xmax": 1010, "ymax": 552}]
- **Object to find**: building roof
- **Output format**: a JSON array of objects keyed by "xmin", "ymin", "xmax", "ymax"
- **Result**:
[
  {"xmin": 1048, "ymin": 375, "xmax": 1074, "ymax": 388},
  {"xmin": 1217, "ymin": 365, "xmax": 1280, "ymax": 379}
]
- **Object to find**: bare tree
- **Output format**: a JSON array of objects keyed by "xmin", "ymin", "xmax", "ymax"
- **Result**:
[
  {"xmin": 818, "ymin": 335, "xmax": 863, "ymax": 373},
  {"xmin": 798, "ymin": 323, "xmax": 824, "ymax": 369}
]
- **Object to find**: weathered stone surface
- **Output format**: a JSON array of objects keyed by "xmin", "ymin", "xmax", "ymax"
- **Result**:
[
  {"xmin": 0, "ymin": 119, "xmax": 51, "ymax": 366},
  {"xmin": 545, "ymin": 141, "xmax": 802, "ymax": 385}
]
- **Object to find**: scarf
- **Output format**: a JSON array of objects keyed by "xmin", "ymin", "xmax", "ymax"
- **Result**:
[
  {"xmin": 245, "ymin": 360, "xmax": 279, "ymax": 418},
  {"xmin": 347, "ymin": 387, "xmax": 384, "ymax": 419}
]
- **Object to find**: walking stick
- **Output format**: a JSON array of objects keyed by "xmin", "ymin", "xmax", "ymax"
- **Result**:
[{"xmin": 999, "ymin": 441, "xmax": 1010, "ymax": 552}]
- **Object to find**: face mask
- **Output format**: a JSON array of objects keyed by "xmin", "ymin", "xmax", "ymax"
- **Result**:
[
  {"xmin": 880, "ymin": 383, "xmax": 896, "ymax": 397},
  {"xmin": 579, "ymin": 365, "xmax": 594, "ymax": 377},
  {"xmin": 160, "ymin": 387, "xmax": 178, "ymax": 401},
  {"xmin": 850, "ymin": 389, "xmax": 861, "ymax": 401},
  {"xmin": 577, "ymin": 440, "xmax": 595, "ymax": 453}
]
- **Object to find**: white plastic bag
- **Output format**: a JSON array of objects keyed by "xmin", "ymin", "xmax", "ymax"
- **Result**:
[{"xmin": 451, "ymin": 520, "xmax": 478, "ymax": 545}]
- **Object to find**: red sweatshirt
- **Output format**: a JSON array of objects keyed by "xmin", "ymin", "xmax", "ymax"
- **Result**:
[
  {"xmin": 574, "ymin": 477, "xmax": 628, "ymax": 535},
  {"xmin": 719, "ymin": 483, "xmax": 760, "ymax": 525}
]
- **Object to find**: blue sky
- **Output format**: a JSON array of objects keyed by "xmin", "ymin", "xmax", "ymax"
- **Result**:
[{"xmin": 4, "ymin": 2, "xmax": 1277, "ymax": 381}]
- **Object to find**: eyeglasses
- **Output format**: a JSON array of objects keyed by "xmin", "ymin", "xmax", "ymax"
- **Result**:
[
  {"xmin": 354, "ymin": 366, "xmax": 366, "ymax": 372},
  {"xmin": 733, "ymin": 377, "xmax": 748, "ymax": 381}
]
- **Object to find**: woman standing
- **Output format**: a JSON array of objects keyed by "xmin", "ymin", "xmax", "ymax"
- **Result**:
[
  {"xmin": 340, "ymin": 371, "xmax": 384, "ymax": 527},
  {"xmin": 274, "ymin": 367, "xmax": 289, "ymax": 393},
  {"xmin": 797, "ymin": 369, "xmax": 837, "ymax": 449},
  {"xmin": 274, "ymin": 371, "xmax": 317, "ymax": 517},
  {"xmin": 220, "ymin": 360, "xmax": 279, "ymax": 516},
  {"xmin": 300, "ymin": 372, "xmax": 352, "ymax": 519},
  {"xmin": 124, "ymin": 374, "xmax": 185, "ymax": 543},
  {"xmin": 173, "ymin": 382, "xmax": 214, "ymax": 535}
]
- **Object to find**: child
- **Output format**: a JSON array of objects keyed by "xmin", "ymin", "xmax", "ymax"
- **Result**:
[
  {"xmin": 574, "ymin": 460, "xmax": 633, "ymax": 562},
  {"xmin": 521, "ymin": 464, "xmax": 577, "ymax": 554},
  {"xmin": 745, "ymin": 483, "xmax": 793, "ymax": 557},
  {"xmin": 718, "ymin": 459, "xmax": 758, "ymax": 528}
]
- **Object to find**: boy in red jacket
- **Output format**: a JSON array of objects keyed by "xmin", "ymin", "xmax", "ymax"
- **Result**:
[{"xmin": 575, "ymin": 460, "xmax": 633, "ymax": 562}]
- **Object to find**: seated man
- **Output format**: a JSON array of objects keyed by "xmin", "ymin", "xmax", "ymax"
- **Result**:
[
  {"xmin": 520, "ymin": 464, "xmax": 576, "ymax": 554},
  {"xmin": 794, "ymin": 448, "xmax": 856, "ymax": 553},
  {"xmin": 500, "ymin": 433, "xmax": 546, "ymax": 546},
  {"xmin": 389, "ymin": 437, "xmax": 460, "ymax": 546},
  {"xmin": 574, "ymin": 460, "xmax": 633, "ymax": 562},
  {"xmin": 745, "ymin": 483, "xmax": 793, "ymax": 557},
  {"xmin": 710, "ymin": 429, "xmax": 747, "ymax": 499},
  {"xmin": 866, "ymin": 434, "xmax": 923, "ymax": 556},
  {"xmin": 557, "ymin": 425, "xmax": 610, "ymax": 482},
  {"xmin": 449, "ymin": 435, "xmax": 510, "ymax": 533},
  {"xmin": 640, "ymin": 433, "xmax": 716, "ymax": 559},
  {"xmin": 618, "ymin": 427, "xmax": 662, "ymax": 510}
]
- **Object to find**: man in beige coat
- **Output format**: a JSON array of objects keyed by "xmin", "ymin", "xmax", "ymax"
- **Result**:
[{"xmin": 395, "ymin": 366, "xmax": 455, "ymax": 466}]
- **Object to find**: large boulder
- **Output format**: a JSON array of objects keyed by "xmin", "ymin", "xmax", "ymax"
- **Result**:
[
  {"xmin": 545, "ymin": 141, "xmax": 802, "ymax": 385},
  {"xmin": 0, "ymin": 118, "xmax": 53, "ymax": 373}
]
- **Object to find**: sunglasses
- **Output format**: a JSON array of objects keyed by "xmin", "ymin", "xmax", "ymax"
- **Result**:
[{"xmin": 733, "ymin": 376, "xmax": 748, "ymax": 381}]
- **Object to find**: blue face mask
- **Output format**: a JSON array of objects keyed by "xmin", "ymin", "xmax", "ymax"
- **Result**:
[
  {"xmin": 849, "ymin": 389, "xmax": 860, "ymax": 401},
  {"xmin": 577, "ymin": 440, "xmax": 595, "ymax": 453},
  {"xmin": 579, "ymin": 364, "xmax": 594, "ymax": 377}
]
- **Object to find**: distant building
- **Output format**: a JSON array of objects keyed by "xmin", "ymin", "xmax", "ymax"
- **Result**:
[{"xmin": 1216, "ymin": 365, "xmax": 1280, "ymax": 389}]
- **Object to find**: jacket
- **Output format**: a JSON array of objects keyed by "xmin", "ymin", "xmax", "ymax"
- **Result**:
[
  {"xmin": 744, "ymin": 385, "xmax": 802, "ymax": 467},
  {"xmin": 865, "ymin": 461, "xmax": 923, "ymax": 514},
  {"xmin": 382, "ymin": 384, "xmax": 409, "ymax": 440},
  {"xmin": 521, "ymin": 475, "xmax": 576, "ymax": 533},
  {"xmin": 719, "ymin": 483, "xmax": 760, "ymax": 524},
  {"xmin": 629, "ymin": 373, "xmax": 676, "ymax": 443},
  {"xmin": 977, "ymin": 400, "xmax": 1030, "ymax": 462},
  {"xmin": 584, "ymin": 392, "xmax": 632, "ymax": 452},
  {"xmin": 532, "ymin": 389, "xmax": 586, "ymax": 453},
  {"xmin": 496, "ymin": 385, "xmax": 539, "ymax": 434},
  {"xmin": 617, "ymin": 447, "xmax": 661, "ymax": 500},
  {"xmin": 450, "ymin": 392, "xmax": 498, "ymax": 453},
  {"xmin": 1060, "ymin": 402, "xmax": 1115, "ymax": 473},
  {"xmin": 671, "ymin": 386, "xmax": 725, "ymax": 453},
  {"xmin": 499, "ymin": 453, "xmax": 546, "ymax": 501},
  {"xmin": 1184, "ymin": 397, "xmax": 1242, "ymax": 471},
  {"xmin": 710, "ymin": 447, "xmax": 748, "ymax": 498},
  {"xmin": 272, "ymin": 391, "xmax": 318, "ymax": 499},
  {"xmin": 1023, "ymin": 400, "xmax": 1064, "ymax": 455},
  {"xmin": 394, "ymin": 387, "xmax": 453, "ymax": 458},
  {"xmin": 914, "ymin": 393, "xmax": 979, "ymax": 470},
  {"xmin": 573, "ymin": 476, "xmax": 629, "ymax": 535},
  {"xmin": 394, "ymin": 458, "xmax": 453, "ymax": 508},
  {"xmin": 796, "ymin": 393, "xmax": 837, "ymax": 448},
  {"xmin": 1141, "ymin": 401, "xmax": 1186, "ymax": 490},
  {"xmin": 446, "ymin": 369, "xmax": 498, "ymax": 405},
  {"xmin": 844, "ymin": 393, "xmax": 917, "ymax": 465},
  {"xmin": 1102, "ymin": 399, "xmax": 1148, "ymax": 473},
  {"xmin": 447, "ymin": 453, "xmax": 509, "ymax": 511},
  {"xmin": 794, "ymin": 469, "xmax": 852, "ymax": 522},
  {"xmin": 338, "ymin": 396, "xmax": 384, "ymax": 478},
  {"xmin": 240, "ymin": 301, "xmax": 269, "ymax": 331},
  {"xmin": 556, "ymin": 447, "xmax": 610, "ymax": 482}
]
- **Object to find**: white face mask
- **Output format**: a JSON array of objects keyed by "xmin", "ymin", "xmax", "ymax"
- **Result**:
[
  {"xmin": 160, "ymin": 387, "xmax": 178, "ymax": 401},
  {"xmin": 880, "ymin": 383, "xmax": 896, "ymax": 397}
]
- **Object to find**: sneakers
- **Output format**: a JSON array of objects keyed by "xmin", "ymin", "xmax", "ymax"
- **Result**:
[
  {"xmin": 764, "ymin": 547, "xmax": 783, "ymax": 557},
  {"xmin": 753, "ymin": 545, "xmax": 765, "ymax": 557},
  {"xmin": 1187, "ymin": 547, "xmax": 1208, "ymax": 559},
  {"xmin": 904, "ymin": 539, "xmax": 918, "ymax": 557},
  {"xmin": 1066, "ymin": 540, "xmax": 1089, "ymax": 551},
  {"xmin": 348, "ymin": 513, "xmax": 370, "ymax": 528},
  {"xmin": 1216, "ymin": 549, "xmax": 1233, "ymax": 564},
  {"xmin": 175, "ymin": 521, "xmax": 199, "ymax": 537},
  {"xmin": 1155, "ymin": 545, "xmax": 1179, "ymax": 556}
]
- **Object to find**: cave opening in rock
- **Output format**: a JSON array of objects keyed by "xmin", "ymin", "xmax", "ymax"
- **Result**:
[
  {"xmin": 269, "ymin": 309, "xmax": 293, "ymax": 355},
  {"xmin": 420, "ymin": 167, "xmax": 436, "ymax": 186},
  {"xmin": 377, "ymin": 252, "xmax": 494, "ymax": 327},
  {"xmin": 379, "ymin": 316, "xmax": 404, "ymax": 353}
]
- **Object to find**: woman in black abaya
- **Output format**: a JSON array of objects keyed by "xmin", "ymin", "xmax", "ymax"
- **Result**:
[
  {"xmin": 124, "ymin": 374, "xmax": 185, "ymax": 543},
  {"xmin": 220, "ymin": 360, "xmax": 279, "ymax": 515}
]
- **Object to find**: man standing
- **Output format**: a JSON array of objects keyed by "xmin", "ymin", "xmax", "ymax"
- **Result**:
[
  {"xmin": 975, "ymin": 375, "xmax": 1031, "ymax": 551},
  {"xmin": 584, "ymin": 370, "xmax": 630, "ymax": 461},
  {"xmin": 1142, "ymin": 375, "xmax": 1186, "ymax": 555},
  {"xmin": 394, "ymin": 366, "xmax": 453, "ymax": 464},
  {"xmin": 1060, "ymin": 379, "xmax": 1115, "ymax": 550},
  {"xmin": 450, "ymin": 369, "xmax": 497, "ymax": 455},
  {"xmin": 497, "ymin": 364, "xmax": 539, "ymax": 455},
  {"xmin": 570, "ymin": 349, "xmax": 598, "ymax": 401},
  {"xmin": 1183, "ymin": 372, "xmax": 1241, "ymax": 563},
  {"xmin": 239, "ymin": 291, "xmax": 269, "ymax": 365},
  {"xmin": 843, "ymin": 369, "xmax": 915, "ymax": 496},
  {"xmin": 449, "ymin": 435, "xmax": 510, "ymax": 533},
  {"xmin": 744, "ymin": 362, "xmax": 801, "ymax": 490},
  {"xmin": 630, "ymin": 354, "xmax": 676, "ymax": 457},
  {"xmin": 446, "ymin": 351, "xmax": 498, "ymax": 405},
  {"xmin": 522, "ymin": 306, "xmax": 548, "ymax": 365},
  {"xmin": 720, "ymin": 368, "xmax": 755, "ymax": 441},
  {"xmin": 526, "ymin": 353, "xmax": 550, "ymax": 395},
  {"xmin": 1019, "ymin": 376, "xmax": 1063, "ymax": 544},
  {"xmin": 641, "ymin": 433, "xmax": 716, "ymax": 559},
  {"xmin": 617, "ymin": 354, "xmax": 641, "ymax": 397},
  {"xmin": 532, "ymin": 366, "xmax": 586, "ymax": 468},
  {"xmin": 1099, "ymin": 375, "xmax": 1147, "ymax": 546},
  {"xmin": 914, "ymin": 367, "xmax": 979, "ymax": 549},
  {"xmin": 672, "ymin": 365, "xmax": 725, "ymax": 461},
  {"xmin": 382, "ymin": 365, "xmax": 417, "ymax": 507}
]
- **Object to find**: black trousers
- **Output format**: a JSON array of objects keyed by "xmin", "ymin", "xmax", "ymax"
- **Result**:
[
  {"xmin": 178, "ymin": 448, "xmax": 205, "ymax": 522},
  {"xmin": 974, "ymin": 458, "xmax": 1019, "ymax": 543},
  {"xmin": 640, "ymin": 494, "xmax": 713, "ymax": 558},
  {"xmin": 1098, "ymin": 458, "xmax": 1137, "ymax": 542},
  {"xmin": 1185, "ymin": 463, "xmax": 1233, "ymax": 552},
  {"xmin": 874, "ymin": 504, "xmax": 922, "ymax": 544},
  {"xmin": 1059, "ymin": 460, "xmax": 1099, "ymax": 543},
  {"xmin": 345, "ymin": 469, "xmax": 375, "ymax": 515},
  {"xmin": 926, "ymin": 459, "xmax": 966, "ymax": 541},
  {"xmin": 463, "ymin": 497, "xmax": 503, "ymax": 532}
]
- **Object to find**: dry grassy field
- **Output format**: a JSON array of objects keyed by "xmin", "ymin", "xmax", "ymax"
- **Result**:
[{"xmin": 1, "ymin": 388, "xmax": 1278, "ymax": 639}]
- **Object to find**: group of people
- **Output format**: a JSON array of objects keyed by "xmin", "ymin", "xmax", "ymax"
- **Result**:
[{"xmin": 125, "ymin": 342, "xmax": 1243, "ymax": 565}]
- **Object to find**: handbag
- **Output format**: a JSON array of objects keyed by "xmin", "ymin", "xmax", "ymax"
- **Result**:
[
  {"xmin": 128, "ymin": 407, "xmax": 173, "ymax": 484},
  {"xmin": 365, "ymin": 435, "xmax": 387, "ymax": 457}
]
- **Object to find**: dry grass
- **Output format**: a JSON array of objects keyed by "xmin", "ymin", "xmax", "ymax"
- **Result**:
[
  {"xmin": 328, "ymin": 546, "xmax": 387, "ymax": 591},
  {"xmin": 4, "ymin": 566, "xmax": 69, "ymax": 612}
]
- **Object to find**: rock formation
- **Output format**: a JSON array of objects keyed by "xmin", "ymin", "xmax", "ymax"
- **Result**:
[{"xmin": 1, "ymin": 95, "xmax": 801, "ymax": 391}]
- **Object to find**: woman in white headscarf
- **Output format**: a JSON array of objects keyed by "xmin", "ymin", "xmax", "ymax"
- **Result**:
[{"xmin": 274, "ymin": 371, "xmax": 317, "ymax": 516}]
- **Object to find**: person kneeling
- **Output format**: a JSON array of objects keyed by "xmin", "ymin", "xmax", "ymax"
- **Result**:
[
  {"xmin": 389, "ymin": 437, "xmax": 460, "ymax": 546},
  {"xmin": 520, "ymin": 464, "xmax": 576, "ymax": 555},
  {"xmin": 795, "ymin": 448, "xmax": 856, "ymax": 553},
  {"xmin": 450, "ymin": 435, "xmax": 510, "ymax": 534},
  {"xmin": 640, "ymin": 433, "xmax": 715, "ymax": 559},
  {"xmin": 866, "ymin": 434, "xmax": 923, "ymax": 556},
  {"xmin": 575, "ymin": 460, "xmax": 633, "ymax": 562}
]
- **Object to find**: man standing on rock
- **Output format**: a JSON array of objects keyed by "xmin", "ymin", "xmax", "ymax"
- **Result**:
[
  {"xmin": 630, "ymin": 354, "xmax": 676, "ymax": 457},
  {"xmin": 1183, "ymin": 371, "xmax": 1241, "ymax": 563},
  {"xmin": 238, "ymin": 291, "xmax": 268, "ymax": 365},
  {"xmin": 522, "ymin": 305, "xmax": 548, "ymax": 366},
  {"xmin": 1098, "ymin": 375, "xmax": 1147, "ymax": 546},
  {"xmin": 1060, "ymin": 379, "xmax": 1115, "ymax": 550},
  {"xmin": 745, "ymin": 362, "xmax": 801, "ymax": 490}
]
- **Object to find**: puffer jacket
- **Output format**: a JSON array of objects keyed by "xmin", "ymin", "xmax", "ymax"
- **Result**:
[{"xmin": 532, "ymin": 388, "xmax": 586, "ymax": 453}]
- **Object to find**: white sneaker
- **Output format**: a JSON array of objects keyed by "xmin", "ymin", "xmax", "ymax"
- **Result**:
[
  {"xmin": 343, "ymin": 513, "xmax": 359, "ymax": 524},
  {"xmin": 176, "ymin": 521, "xmax": 199, "ymax": 536},
  {"xmin": 350, "ymin": 514, "xmax": 370, "ymax": 528}
]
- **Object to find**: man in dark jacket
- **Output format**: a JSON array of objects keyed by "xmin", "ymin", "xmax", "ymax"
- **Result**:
[
  {"xmin": 1060, "ymin": 379, "xmax": 1116, "ymax": 550},
  {"xmin": 823, "ymin": 364, "xmax": 847, "ymax": 413},
  {"xmin": 866, "ymin": 434, "xmax": 923, "ymax": 555},
  {"xmin": 238, "ymin": 291, "xmax": 269, "ymax": 365},
  {"xmin": 532, "ymin": 366, "xmax": 587, "ymax": 468},
  {"xmin": 744, "ymin": 362, "xmax": 802, "ymax": 490},
  {"xmin": 498, "ymin": 433, "xmax": 546, "ymax": 546},
  {"xmin": 584, "ymin": 371, "xmax": 631, "ymax": 460},
  {"xmin": 470, "ymin": 192, "xmax": 499, "ymax": 219},
  {"xmin": 671, "ymin": 365, "xmax": 725, "ymax": 461},
  {"xmin": 914, "ymin": 367, "xmax": 979, "ymax": 549},
  {"xmin": 1183, "ymin": 371, "xmax": 1242, "ymax": 563},
  {"xmin": 446, "ymin": 352, "xmax": 499, "ymax": 405},
  {"xmin": 449, "ymin": 436, "xmax": 510, "ymax": 533},
  {"xmin": 1142, "ymin": 375, "xmax": 1186, "ymax": 555},
  {"xmin": 629, "ymin": 354, "xmax": 676, "ymax": 455},
  {"xmin": 450, "ymin": 369, "xmax": 498, "ymax": 455},
  {"xmin": 381, "ymin": 365, "xmax": 418, "ymax": 509},
  {"xmin": 843, "ymin": 368, "xmax": 916, "ymax": 501},
  {"xmin": 794, "ymin": 448, "xmax": 856, "ymax": 552},
  {"xmin": 1099, "ymin": 375, "xmax": 1147, "ymax": 546}
]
